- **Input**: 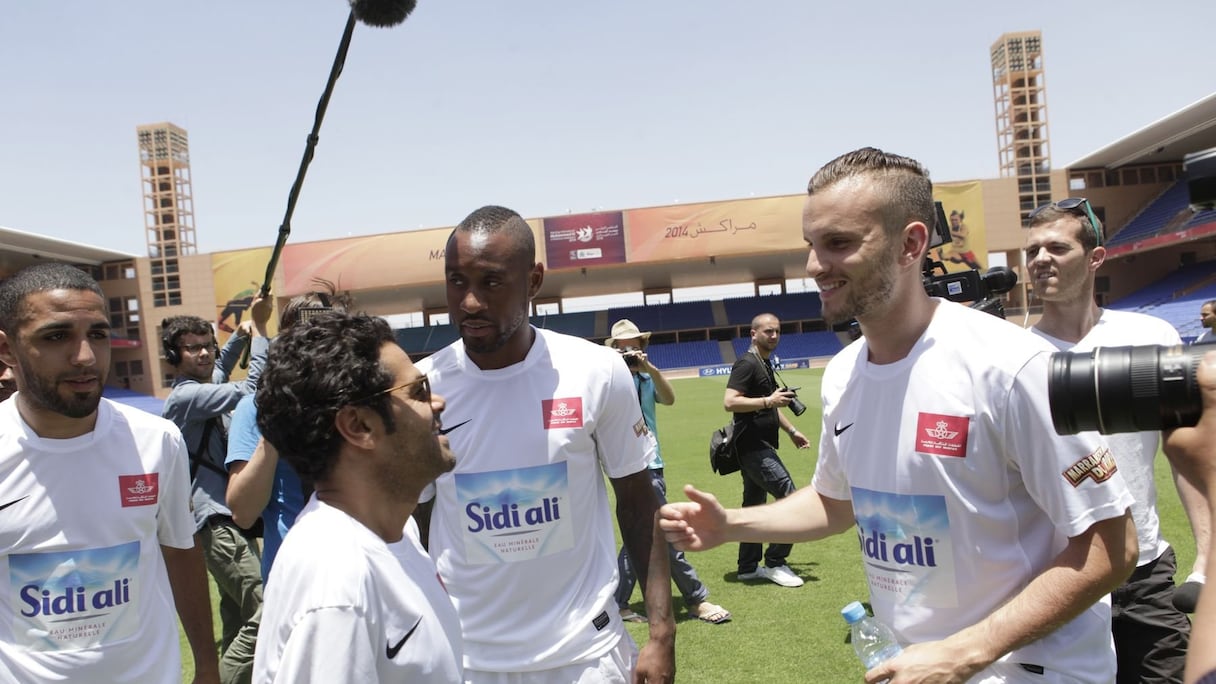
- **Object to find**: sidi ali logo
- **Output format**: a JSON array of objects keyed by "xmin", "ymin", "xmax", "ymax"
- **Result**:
[
  {"xmin": 915, "ymin": 412, "xmax": 969, "ymax": 458},
  {"xmin": 542, "ymin": 398, "xmax": 583, "ymax": 429},
  {"xmin": 118, "ymin": 474, "xmax": 159, "ymax": 508}
]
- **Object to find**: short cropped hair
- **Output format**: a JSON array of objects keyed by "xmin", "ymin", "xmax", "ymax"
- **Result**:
[
  {"xmin": 1027, "ymin": 205, "xmax": 1103, "ymax": 253},
  {"xmin": 255, "ymin": 312, "xmax": 397, "ymax": 486},
  {"xmin": 808, "ymin": 147, "xmax": 935, "ymax": 238},
  {"xmin": 0, "ymin": 263, "xmax": 104, "ymax": 335},
  {"xmin": 450, "ymin": 205, "xmax": 536, "ymax": 266}
]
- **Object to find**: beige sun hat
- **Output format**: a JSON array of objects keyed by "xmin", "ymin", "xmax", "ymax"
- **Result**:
[{"xmin": 605, "ymin": 319, "xmax": 651, "ymax": 348}]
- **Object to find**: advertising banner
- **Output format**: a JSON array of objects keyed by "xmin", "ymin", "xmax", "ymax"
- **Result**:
[
  {"xmin": 932, "ymin": 182, "xmax": 987, "ymax": 273},
  {"xmin": 278, "ymin": 220, "xmax": 546, "ymax": 294},
  {"xmin": 625, "ymin": 196, "xmax": 805, "ymax": 263},
  {"xmin": 542, "ymin": 211, "xmax": 626, "ymax": 271}
]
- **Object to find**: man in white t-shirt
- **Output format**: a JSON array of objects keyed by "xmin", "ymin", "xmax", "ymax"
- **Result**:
[
  {"xmin": 415, "ymin": 205, "xmax": 675, "ymax": 683},
  {"xmin": 1026, "ymin": 199, "xmax": 1203, "ymax": 682},
  {"xmin": 0, "ymin": 262, "xmax": 219, "ymax": 683},
  {"xmin": 661, "ymin": 148, "xmax": 1138, "ymax": 683},
  {"xmin": 252, "ymin": 311, "xmax": 463, "ymax": 683}
]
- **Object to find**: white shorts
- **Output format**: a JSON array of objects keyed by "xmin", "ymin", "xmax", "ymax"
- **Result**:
[{"xmin": 464, "ymin": 634, "xmax": 639, "ymax": 684}]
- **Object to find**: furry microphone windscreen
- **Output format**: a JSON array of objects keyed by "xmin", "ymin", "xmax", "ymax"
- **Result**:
[{"xmin": 348, "ymin": 0, "xmax": 417, "ymax": 27}]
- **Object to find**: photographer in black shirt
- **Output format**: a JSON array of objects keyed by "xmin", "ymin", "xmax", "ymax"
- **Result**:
[{"xmin": 724, "ymin": 313, "xmax": 811, "ymax": 587}]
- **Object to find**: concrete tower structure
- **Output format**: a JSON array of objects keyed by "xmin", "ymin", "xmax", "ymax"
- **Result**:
[
  {"xmin": 991, "ymin": 31, "xmax": 1052, "ymax": 224},
  {"xmin": 136, "ymin": 122, "xmax": 195, "ymax": 307}
]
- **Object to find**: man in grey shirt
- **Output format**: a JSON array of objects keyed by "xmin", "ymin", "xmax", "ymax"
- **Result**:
[{"xmin": 161, "ymin": 295, "xmax": 271, "ymax": 684}]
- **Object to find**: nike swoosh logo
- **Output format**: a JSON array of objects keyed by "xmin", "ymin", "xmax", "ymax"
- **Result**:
[
  {"xmin": 0, "ymin": 496, "xmax": 28, "ymax": 513},
  {"xmin": 437, "ymin": 419, "xmax": 471, "ymax": 436},
  {"xmin": 833, "ymin": 423, "xmax": 854, "ymax": 437},
  {"xmin": 386, "ymin": 619, "xmax": 422, "ymax": 659}
]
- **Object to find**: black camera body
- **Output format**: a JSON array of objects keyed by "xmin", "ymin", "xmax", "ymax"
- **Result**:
[
  {"xmin": 1048, "ymin": 343, "xmax": 1211, "ymax": 434},
  {"xmin": 921, "ymin": 201, "xmax": 1017, "ymax": 319},
  {"xmin": 782, "ymin": 387, "xmax": 808, "ymax": 417},
  {"xmin": 619, "ymin": 346, "xmax": 643, "ymax": 369}
]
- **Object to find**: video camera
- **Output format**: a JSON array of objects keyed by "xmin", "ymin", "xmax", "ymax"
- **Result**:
[
  {"xmin": 1049, "ymin": 147, "xmax": 1216, "ymax": 434},
  {"xmin": 922, "ymin": 201, "xmax": 1018, "ymax": 319}
]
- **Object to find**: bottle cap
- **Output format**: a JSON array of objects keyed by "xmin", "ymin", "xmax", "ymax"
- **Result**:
[{"xmin": 841, "ymin": 600, "xmax": 867, "ymax": 624}]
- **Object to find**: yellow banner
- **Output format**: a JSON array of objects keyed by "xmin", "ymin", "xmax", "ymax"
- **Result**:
[
  {"xmin": 279, "ymin": 221, "xmax": 545, "ymax": 295},
  {"xmin": 211, "ymin": 248, "xmax": 274, "ymax": 342},
  {"xmin": 932, "ymin": 182, "xmax": 987, "ymax": 273},
  {"xmin": 625, "ymin": 196, "xmax": 805, "ymax": 263}
]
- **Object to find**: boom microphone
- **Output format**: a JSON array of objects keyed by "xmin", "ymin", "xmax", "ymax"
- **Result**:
[{"xmin": 349, "ymin": 0, "xmax": 417, "ymax": 27}]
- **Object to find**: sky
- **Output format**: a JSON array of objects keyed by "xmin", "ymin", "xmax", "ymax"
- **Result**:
[{"xmin": 2, "ymin": 1, "xmax": 1215, "ymax": 258}]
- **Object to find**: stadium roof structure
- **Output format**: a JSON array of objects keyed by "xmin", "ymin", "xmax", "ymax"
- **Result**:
[
  {"xmin": 0, "ymin": 225, "xmax": 137, "ymax": 274},
  {"xmin": 1067, "ymin": 92, "xmax": 1216, "ymax": 169}
]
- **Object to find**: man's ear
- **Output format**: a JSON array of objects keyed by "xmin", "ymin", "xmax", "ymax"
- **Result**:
[
  {"xmin": 0, "ymin": 331, "xmax": 15, "ymax": 369},
  {"xmin": 334, "ymin": 405, "xmax": 377, "ymax": 451},
  {"xmin": 1089, "ymin": 245, "xmax": 1107, "ymax": 272},
  {"xmin": 528, "ymin": 262, "xmax": 545, "ymax": 299}
]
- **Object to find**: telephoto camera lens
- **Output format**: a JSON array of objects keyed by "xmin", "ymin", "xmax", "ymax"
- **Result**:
[{"xmin": 1048, "ymin": 344, "xmax": 1205, "ymax": 435}]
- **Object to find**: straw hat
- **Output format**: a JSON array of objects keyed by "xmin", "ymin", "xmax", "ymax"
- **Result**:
[{"xmin": 604, "ymin": 319, "xmax": 651, "ymax": 348}]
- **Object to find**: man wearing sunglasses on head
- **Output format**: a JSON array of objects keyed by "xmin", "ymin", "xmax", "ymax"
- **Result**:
[
  {"xmin": 161, "ymin": 296, "xmax": 272, "ymax": 684},
  {"xmin": 1026, "ymin": 197, "xmax": 1205, "ymax": 683}
]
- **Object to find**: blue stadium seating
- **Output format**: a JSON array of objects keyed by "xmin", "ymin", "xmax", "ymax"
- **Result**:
[
  {"xmin": 731, "ymin": 331, "xmax": 842, "ymax": 360},
  {"xmin": 604, "ymin": 301, "xmax": 715, "ymax": 331},
  {"xmin": 531, "ymin": 311, "xmax": 596, "ymax": 337},
  {"xmin": 722, "ymin": 292, "xmax": 822, "ymax": 325},
  {"xmin": 645, "ymin": 340, "xmax": 723, "ymax": 369},
  {"xmin": 1107, "ymin": 181, "xmax": 1191, "ymax": 247}
]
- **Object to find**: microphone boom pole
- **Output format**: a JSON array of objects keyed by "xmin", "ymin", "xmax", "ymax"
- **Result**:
[{"xmin": 241, "ymin": 10, "xmax": 358, "ymax": 367}]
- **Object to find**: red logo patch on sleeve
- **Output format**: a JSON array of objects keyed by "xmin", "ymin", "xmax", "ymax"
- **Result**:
[
  {"xmin": 1063, "ymin": 447, "xmax": 1119, "ymax": 487},
  {"xmin": 119, "ymin": 473, "xmax": 159, "ymax": 507},
  {"xmin": 542, "ymin": 398, "xmax": 584, "ymax": 429},
  {"xmin": 916, "ymin": 412, "xmax": 970, "ymax": 458}
]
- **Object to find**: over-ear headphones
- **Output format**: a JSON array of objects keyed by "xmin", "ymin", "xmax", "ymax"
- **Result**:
[{"xmin": 162, "ymin": 329, "xmax": 180, "ymax": 366}]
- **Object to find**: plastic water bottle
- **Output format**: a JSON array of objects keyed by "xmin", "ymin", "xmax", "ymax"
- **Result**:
[{"xmin": 841, "ymin": 600, "xmax": 902, "ymax": 669}]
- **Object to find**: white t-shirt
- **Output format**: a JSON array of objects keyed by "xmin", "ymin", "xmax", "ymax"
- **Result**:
[
  {"xmin": 254, "ymin": 498, "xmax": 463, "ymax": 683},
  {"xmin": 416, "ymin": 328, "xmax": 654, "ymax": 673},
  {"xmin": 812, "ymin": 301, "xmax": 1134, "ymax": 683},
  {"xmin": 0, "ymin": 398, "xmax": 196, "ymax": 683},
  {"xmin": 1033, "ymin": 308, "xmax": 1182, "ymax": 567}
]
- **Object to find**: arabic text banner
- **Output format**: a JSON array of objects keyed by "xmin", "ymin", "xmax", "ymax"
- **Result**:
[
  {"xmin": 625, "ymin": 196, "xmax": 805, "ymax": 263},
  {"xmin": 543, "ymin": 211, "xmax": 626, "ymax": 271}
]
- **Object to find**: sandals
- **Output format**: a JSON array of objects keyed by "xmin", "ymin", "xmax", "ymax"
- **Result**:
[
  {"xmin": 691, "ymin": 602, "xmax": 731, "ymax": 624},
  {"xmin": 619, "ymin": 608, "xmax": 647, "ymax": 623}
]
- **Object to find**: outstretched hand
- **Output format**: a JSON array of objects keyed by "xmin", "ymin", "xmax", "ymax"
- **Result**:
[{"xmin": 658, "ymin": 485, "xmax": 729, "ymax": 552}]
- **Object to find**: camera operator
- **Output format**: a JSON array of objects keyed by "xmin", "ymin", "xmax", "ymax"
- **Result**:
[
  {"xmin": 1026, "ymin": 198, "xmax": 1205, "ymax": 682},
  {"xmin": 605, "ymin": 319, "xmax": 732, "ymax": 625},
  {"xmin": 723, "ymin": 313, "xmax": 811, "ymax": 588},
  {"xmin": 1162, "ymin": 350, "xmax": 1216, "ymax": 684}
]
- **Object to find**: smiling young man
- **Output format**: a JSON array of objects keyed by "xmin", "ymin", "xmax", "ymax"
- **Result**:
[
  {"xmin": 661, "ymin": 148, "xmax": 1138, "ymax": 683},
  {"xmin": 1027, "ymin": 200, "xmax": 1205, "ymax": 682},
  {"xmin": 414, "ymin": 205, "xmax": 675, "ymax": 683},
  {"xmin": 252, "ymin": 312, "xmax": 462, "ymax": 683},
  {"xmin": 0, "ymin": 262, "xmax": 218, "ymax": 683}
]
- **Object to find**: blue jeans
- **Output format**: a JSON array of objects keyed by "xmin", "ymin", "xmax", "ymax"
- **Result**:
[
  {"xmin": 737, "ymin": 444, "xmax": 796, "ymax": 573},
  {"xmin": 615, "ymin": 469, "xmax": 710, "ymax": 608}
]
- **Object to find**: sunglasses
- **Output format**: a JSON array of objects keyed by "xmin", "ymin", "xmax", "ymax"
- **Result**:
[
  {"xmin": 1029, "ymin": 197, "xmax": 1103, "ymax": 247},
  {"xmin": 353, "ymin": 374, "xmax": 431, "ymax": 405}
]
